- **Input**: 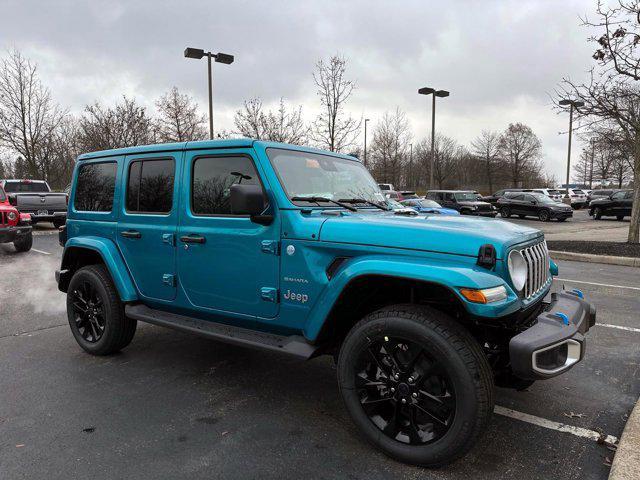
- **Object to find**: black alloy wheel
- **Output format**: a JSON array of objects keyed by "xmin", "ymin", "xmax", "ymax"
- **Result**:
[
  {"xmin": 500, "ymin": 207, "xmax": 511, "ymax": 218},
  {"xmin": 354, "ymin": 336, "xmax": 456, "ymax": 445},
  {"xmin": 538, "ymin": 209, "xmax": 550, "ymax": 222},
  {"xmin": 70, "ymin": 280, "xmax": 106, "ymax": 343}
]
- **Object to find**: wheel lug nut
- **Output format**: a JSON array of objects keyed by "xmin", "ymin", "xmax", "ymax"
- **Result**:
[
  {"xmin": 394, "ymin": 374, "xmax": 399, "ymax": 380},
  {"xmin": 412, "ymin": 392, "xmax": 417, "ymax": 398},
  {"xmin": 390, "ymin": 387, "xmax": 395, "ymax": 393},
  {"xmin": 408, "ymin": 377, "xmax": 414, "ymax": 383},
  {"xmin": 401, "ymin": 398, "xmax": 406, "ymax": 404}
]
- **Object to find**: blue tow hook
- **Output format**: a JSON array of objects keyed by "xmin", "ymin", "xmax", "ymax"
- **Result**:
[
  {"xmin": 554, "ymin": 312, "xmax": 570, "ymax": 326},
  {"xmin": 572, "ymin": 289, "xmax": 584, "ymax": 299}
]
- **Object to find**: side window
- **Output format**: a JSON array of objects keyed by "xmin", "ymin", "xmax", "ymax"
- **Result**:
[
  {"xmin": 611, "ymin": 191, "xmax": 625, "ymax": 200},
  {"xmin": 444, "ymin": 193, "xmax": 455, "ymax": 202},
  {"xmin": 495, "ymin": 190, "xmax": 504, "ymax": 197},
  {"xmin": 192, "ymin": 155, "xmax": 261, "ymax": 215},
  {"xmin": 74, "ymin": 162, "xmax": 117, "ymax": 212},
  {"xmin": 126, "ymin": 158, "xmax": 175, "ymax": 214},
  {"xmin": 512, "ymin": 194, "xmax": 524, "ymax": 201},
  {"xmin": 626, "ymin": 191, "xmax": 634, "ymax": 199}
]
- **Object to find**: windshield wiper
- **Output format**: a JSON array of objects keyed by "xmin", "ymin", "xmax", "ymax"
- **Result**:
[
  {"xmin": 337, "ymin": 198, "xmax": 391, "ymax": 211},
  {"xmin": 291, "ymin": 196, "xmax": 358, "ymax": 212}
]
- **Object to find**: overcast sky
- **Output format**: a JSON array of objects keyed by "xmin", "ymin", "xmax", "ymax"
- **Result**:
[{"xmin": 2, "ymin": 0, "xmax": 600, "ymax": 184}]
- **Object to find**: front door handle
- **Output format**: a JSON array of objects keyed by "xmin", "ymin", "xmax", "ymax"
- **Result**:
[
  {"xmin": 121, "ymin": 230, "xmax": 141, "ymax": 239},
  {"xmin": 179, "ymin": 234, "xmax": 206, "ymax": 244}
]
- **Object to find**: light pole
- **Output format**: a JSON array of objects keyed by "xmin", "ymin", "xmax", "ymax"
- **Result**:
[
  {"xmin": 364, "ymin": 118, "xmax": 370, "ymax": 167},
  {"xmin": 559, "ymin": 98, "xmax": 584, "ymax": 198},
  {"xmin": 184, "ymin": 47, "xmax": 234, "ymax": 139},
  {"xmin": 408, "ymin": 143, "xmax": 413, "ymax": 190},
  {"xmin": 418, "ymin": 87, "xmax": 449, "ymax": 190}
]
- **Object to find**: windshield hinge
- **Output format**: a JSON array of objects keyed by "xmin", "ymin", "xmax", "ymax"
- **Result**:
[{"xmin": 261, "ymin": 240, "xmax": 280, "ymax": 256}]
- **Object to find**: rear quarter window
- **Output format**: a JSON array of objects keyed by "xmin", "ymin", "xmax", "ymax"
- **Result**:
[{"xmin": 74, "ymin": 162, "xmax": 117, "ymax": 212}]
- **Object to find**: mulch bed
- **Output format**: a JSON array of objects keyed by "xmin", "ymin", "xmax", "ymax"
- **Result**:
[{"xmin": 547, "ymin": 240, "xmax": 640, "ymax": 258}]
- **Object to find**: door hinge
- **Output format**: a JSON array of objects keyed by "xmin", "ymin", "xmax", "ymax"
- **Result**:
[
  {"xmin": 162, "ymin": 274, "xmax": 176, "ymax": 287},
  {"xmin": 162, "ymin": 233, "xmax": 175, "ymax": 246},
  {"xmin": 261, "ymin": 240, "xmax": 280, "ymax": 255},
  {"xmin": 260, "ymin": 287, "xmax": 278, "ymax": 303}
]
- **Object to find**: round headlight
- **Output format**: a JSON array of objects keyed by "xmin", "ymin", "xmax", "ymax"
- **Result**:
[
  {"xmin": 508, "ymin": 249, "xmax": 527, "ymax": 291},
  {"xmin": 7, "ymin": 211, "xmax": 17, "ymax": 221}
]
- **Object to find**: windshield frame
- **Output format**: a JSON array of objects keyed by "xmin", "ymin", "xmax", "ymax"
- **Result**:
[{"xmin": 266, "ymin": 147, "xmax": 384, "ymax": 209}]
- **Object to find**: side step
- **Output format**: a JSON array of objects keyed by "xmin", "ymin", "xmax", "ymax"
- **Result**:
[{"xmin": 125, "ymin": 304, "xmax": 320, "ymax": 360}]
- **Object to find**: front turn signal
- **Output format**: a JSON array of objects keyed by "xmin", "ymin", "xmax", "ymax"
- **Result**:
[{"xmin": 460, "ymin": 286, "xmax": 507, "ymax": 304}]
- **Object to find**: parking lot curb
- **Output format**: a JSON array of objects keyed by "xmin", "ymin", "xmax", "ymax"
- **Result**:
[
  {"xmin": 609, "ymin": 396, "xmax": 640, "ymax": 480},
  {"xmin": 549, "ymin": 250, "xmax": 640, "ymax": 268}
]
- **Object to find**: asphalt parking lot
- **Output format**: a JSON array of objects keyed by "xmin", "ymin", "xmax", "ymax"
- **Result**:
[{"xmin": 1, "ymin": 226, "xmax": 638, "ymax": 480}]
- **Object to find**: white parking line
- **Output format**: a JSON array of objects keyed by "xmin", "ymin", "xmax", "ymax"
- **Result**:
[
  {"xmin": 598, "ymin": 323, "xmax": 640, "ymax": 333},
  {"xmin": 31, "ymin": 248, "xmax": 51, "ymax": 255},
  {"xmin": 555, "ymin": 278, "xmax": 640, "ymax": 291},
  {"xmin": 494, "ymin": 405, "xmax": 618, "ymax": 444}
]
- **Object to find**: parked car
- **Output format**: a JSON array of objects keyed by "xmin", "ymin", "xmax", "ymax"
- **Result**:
[
  {"xmin": 400, "ymin": 198, "xmax": 460, "ymax": 215},
  {"xmin": 383, "ymin": 190, "xmax": 415, "ymax": 202},
  {"xmin": 589, "ymin": 189, "xmax": 634, "ymax": 220},
  {"xmin": 399, "ymin": 191, "xmax": 419, "ymax": 200},
  {"xmin": 565, "ymin": 188, "xmax": 588, "ymax": 209},
  {"xmin": 0, "ymin": 185, "xmax": 33, "ymax": 252},
  {"xmin": 1, "ymin": 179, "xmax": 67, "ymax": 227},
  {"xmin": 523, "ymin": 188, "xmax": 563, "ymax": 202},
  {"xmin": 497, "ymin": 192, "xmax": 573, "ymax": 222},
  {"xmin": 481, "ymin": 188, "xmax": 526, "ymax": 206},
  {"xmin": 378, "ymin": 183, "xmax": 394, "ymax": 191},
  {"xmin": 426, "ymin": 190, "xmax": 497, "ymax": 217},
  {"xmin": 587, "ymin": 189, "xmax": 616, "ymax": 203},
  {"xmin": 56, "ymin": 139, "xmax": 595, "ymax": 467}
]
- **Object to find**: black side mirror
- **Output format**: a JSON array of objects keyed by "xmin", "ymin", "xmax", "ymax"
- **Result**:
[
  {"xmin": 230, "ymin": 184, "xmax": 273, "ymax": 225},
  {"xmin": 531, "ymin": 200, "xmax": 537, "ymax": 205}
]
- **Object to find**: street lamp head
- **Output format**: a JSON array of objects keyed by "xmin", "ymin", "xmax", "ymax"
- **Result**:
[
  {"xmin": 559, "ymin": 99, "xmax": 571, "ymax": 106},
  {"xmin": 365, "ymin": 118, "xmax": 370, "ymax": 123},
  {"xmin": 574, "ymin": 101, "xmax": 585, "ymax": 108},
  {"xmin": 184, "ymin": 47, "xmax": 205, "ymax": 59},
  {"xmin": 435, "ymin": 90, "xmax": 450, "ymax": 98},
  {"xmin": 215, "ymin": 52, "xmax": 234, "ymax": 64},
  {"xmin": 559, "ymin": 99, "xmax": 584, "ymax": 108},
  {"xmin": 418, "ymin": 87, "xmax": 435, "ymax": 95}
]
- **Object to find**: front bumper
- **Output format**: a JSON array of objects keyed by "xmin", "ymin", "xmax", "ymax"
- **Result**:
[
  {"xmin": 0, "ymin": 225, "xmax": 32, "ymax": 243},
  {"xmin": 550, "ymin": 210, "xmax": 573, "ymax": 219},
  {"xmin": 22, "ymin": 210, "xmax": 66, "ymax": 223},
  {"xmin": 473, "ymin": 211, "xmax": 498, "ymax": 217},
  {"xmin": 509, "ymin": 290, "xmax": 595, "ymax": 380}
]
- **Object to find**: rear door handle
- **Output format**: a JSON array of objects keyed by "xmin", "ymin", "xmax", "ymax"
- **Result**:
[
  {"xmin": 121, "ymin": 230, "xmax": 141, "ymax": 239},
  {"xmin": 180, "ymin": 234, "xmax": 206, "ymax": 244}
]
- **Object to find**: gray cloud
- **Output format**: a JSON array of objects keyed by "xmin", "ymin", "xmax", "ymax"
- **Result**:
[{"xmin": 1, "ymin": 0, "xmax": 598, "ymax": 182}]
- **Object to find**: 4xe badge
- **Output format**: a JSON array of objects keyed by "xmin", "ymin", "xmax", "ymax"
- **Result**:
[{"xmin": 283, "ymin": 289, "xmax": 308, "ymax": 304}]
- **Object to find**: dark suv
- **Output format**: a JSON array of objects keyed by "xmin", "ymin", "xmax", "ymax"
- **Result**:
[
  {"xmin": 426, "ymin": 190, "xmax": 497, "ymax": 216},
  {"xmin": 589, "ymin": 189, "xmax": 633, "ymax": 220},
  {"xmin": 497, "ymin": 192, "xmax": 573, "ymax": 222}
]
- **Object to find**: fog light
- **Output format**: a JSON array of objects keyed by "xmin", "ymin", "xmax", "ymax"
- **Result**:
[{"xmin": 460, "ymin": 285, "xmax": 507, "ymax": 304}]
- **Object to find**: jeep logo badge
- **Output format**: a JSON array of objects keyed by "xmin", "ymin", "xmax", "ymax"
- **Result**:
[
  {"xmin": 283, "ymin": 289, "xmax": 308, "ymax": 304},
  {"xmin": 286, "ymin": 245, "xmax": 295, "ymax": 256}
]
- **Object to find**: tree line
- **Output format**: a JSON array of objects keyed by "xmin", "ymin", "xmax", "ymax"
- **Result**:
[{"xmin": 0, "ymin": 49, "xmax": 548, "ymax": 194}]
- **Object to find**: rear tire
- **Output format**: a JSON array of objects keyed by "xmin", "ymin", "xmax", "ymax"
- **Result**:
[
  {"xmin": 500, "ymin": 207, "xmax": 511, "ymax": 218},
  {"xmin": 13, "ymin": 232, "xmax": 32, "ymax": 252},
  {"xmin": 337, "ymin": 305, "xmax": 494, "ymax": 467},
  {"xmin": 616, "ymin": 215, "xmax": 624, "ymax": 221},
  {"xmin": 53, "ymin": 218, "xmax": 65, "ymax": 229},
  {"xmin": 518, "ymin": 215, "xmax": 525, "ymax": 219},
  {"xmin": 67, "ymin": 265, "xmax": 137, "ymax": 356}
]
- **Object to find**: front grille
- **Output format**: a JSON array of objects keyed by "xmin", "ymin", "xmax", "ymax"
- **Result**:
[
  {"xmin": 478, "ymin": 204, "xmax": 492, "ymax": 211},
  {"xmin": 521, "ymin": 240, "xmax": 550, "ymax": 299}
]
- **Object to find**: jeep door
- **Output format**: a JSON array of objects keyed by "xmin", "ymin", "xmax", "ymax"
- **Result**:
[
  {"xmin": 177, "ymin": 149, "xmax": 280, "ymax": 319},
  {"xmin": 609, "ymin": 191, "xmax": 626, "ymax": 215},
  {"xmin": 117, "ymin": 154, "xmax": 179, "ymax": 301}
]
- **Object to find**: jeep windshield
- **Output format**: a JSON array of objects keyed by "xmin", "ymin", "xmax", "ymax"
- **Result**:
[
  {"xmin": 267, "ymin": 148, "xmax": 385, "ymax": 207},
  {"xmin": 453, "ymin": 192, "xmax": 477, "ymax": 201}
]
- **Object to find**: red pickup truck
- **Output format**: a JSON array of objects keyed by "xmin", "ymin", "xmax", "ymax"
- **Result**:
[{"xmin": 0, "ymin": 185, "xmax": 32, "ymax": 252}]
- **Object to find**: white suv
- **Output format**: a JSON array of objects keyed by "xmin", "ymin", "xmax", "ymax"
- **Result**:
[
  {"xmin": 525, "ymin": 188, "xmax": 563, "ymax": 202},
  {"xmin": 567, "ymin": 188, "xmax": 588, "ymax": 209}
]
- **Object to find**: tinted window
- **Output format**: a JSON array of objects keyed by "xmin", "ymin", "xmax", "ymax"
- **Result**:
[
  {"xmin": 512, "ymin": 194, "xmax": 525, "ymax": 201},
  {"xmin": 192, "ymin": 156, "xmax": 261, "ymax": 215},
  {"xmin": 3, "ymin": 181, "xmax": 49, "ymax": 193},
  {"xmin": 74, "ymin": 162, "xmax": 117, "ymax": 212},
  {"xmin": 611, "ymin": 191, "xmax": 626, "ymax": 200},
  {"xmin": 626, "ymin": 191, "xmax": 634, "ymax": 199},
  {"xmin": 494, "ymin": 190, "xmax": 504, "ymax": 197},
  {"xmin": 444, "ymin": 193, "xmax": 455, "ymax": 201},
  {"xmin": 126, "ymin": 158, "xmax": 174, "ymax": 213}
]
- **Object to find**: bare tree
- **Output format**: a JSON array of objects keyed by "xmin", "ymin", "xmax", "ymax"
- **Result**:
[
  {"xmin": 155, "ymin": 87, "xmax": 207, "ymax": 142},
  {"xmin": 0, "ymin": 49, "xmax": 66, "ymax": 180},
  {"xmin": 471, "ymin": 130, "xmax": 501, "ymax": 193},
  {"xmin": 234, "ymin": 97, "xmax": 308, "ymax": 144},
  {"xmin": 368, "ymin": 108, "xmax": 411, "ymax": 187},
  {"xmin": 497, "ymin": 123, "xmax": 543, "ymax": 187},
  {"xmin": 77, "ymin": 96, "xmax": 153, "ymax": 152},
  {"xmin": 310, "ymin": 55, "xmax": 361, "ymax": 152}
]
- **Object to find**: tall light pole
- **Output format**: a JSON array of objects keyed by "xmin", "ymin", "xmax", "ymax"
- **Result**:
[
  {"xmin": 184, "ymin": 47, "xmax": 234, "ymax": 139},
  {"xmin": 559, "ymin": 98, "xmax": 584, "ymax": 198},
  {"xmin": 418, "ymin": 87, "xmax": 450, "ymax": 190},
  {"xmin": 409, "ymin": 143, "xmax": 413, "ymax": 190},
  {"xmin": 363, "ymin": 118, "xmax": 370, "ymax": 167}
]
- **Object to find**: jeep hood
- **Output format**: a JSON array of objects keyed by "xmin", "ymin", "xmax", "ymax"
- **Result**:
[{"xmin": 318, "ymin": 211, "xmax": 542, "ymax": 258}]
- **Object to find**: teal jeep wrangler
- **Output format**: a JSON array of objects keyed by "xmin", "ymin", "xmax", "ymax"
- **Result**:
[{"xmin": 56, "ymin": 139, "xmax": 595, "ymax": 466}]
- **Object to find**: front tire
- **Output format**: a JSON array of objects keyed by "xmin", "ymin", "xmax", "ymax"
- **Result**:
[
  {"xmin": 337, "ymin": 305, "xmax": 494, "ymax": 467},
  {"xmin": 13, "ymin": 232, "xmax": 32, "ymax": 252},
  {"xmin": 594, "ymin": 207, "xmax": 603, "ymax": 220},
  {"xmin": 67, "ymin": 265, "xmax": 137, "ymax": 355},
  {"xmin": 538, "ymin": 209, "xmax": 550, "ymax": 222},
  {"xmin": 500, "ymin": 207, "xmax": 511, "ymax": 218},
  {"xmin": 617, "ymin": 215, "xmax": 624, "ymax": 221}
]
